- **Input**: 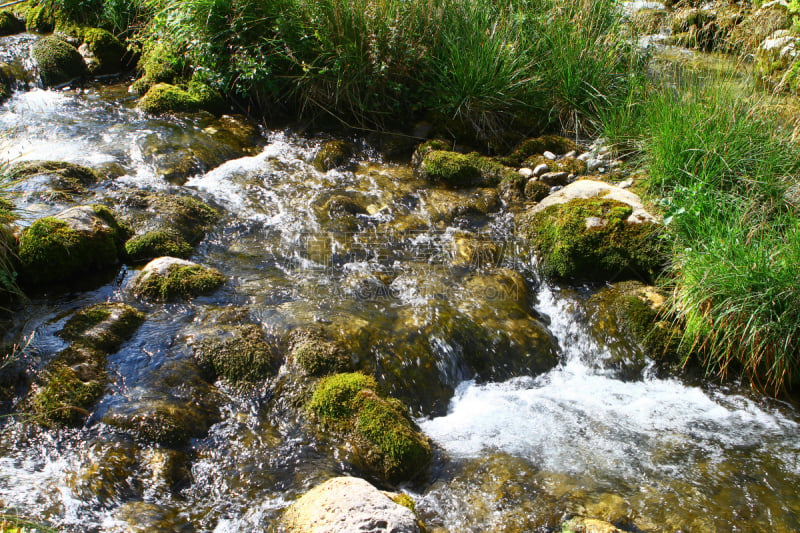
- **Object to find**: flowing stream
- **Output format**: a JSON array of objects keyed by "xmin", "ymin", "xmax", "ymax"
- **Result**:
[{"xmin": 0, "ymin": 59, "xmax": 799, "ymax": 532}]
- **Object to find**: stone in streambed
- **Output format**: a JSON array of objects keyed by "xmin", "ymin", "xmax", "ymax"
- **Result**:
[
  {"xmin": 280, "ymin": 477, "xmax": 422, "ymax": 533},
  {"xmin": 131, "ymin": 257, "xmax": 226, "ymax": 301},
  {"xmin": 31, "ymin": 35, "xmax": 86, "ymax": 87}
]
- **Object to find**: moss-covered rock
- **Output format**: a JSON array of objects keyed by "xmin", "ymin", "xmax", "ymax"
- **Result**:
[
  {"xmin": 31, "ymin": 36, "xmax": 86, "ymax": 87},
  {"xmin": 30, "ymin": 303, "xmax": 143, "ymax": 426},
  {"xmin": 193, "ymin": 324, "xmax": 278, "ymax": 383},
  {"xmin": 288, "ymin": 327, "xmax": 352, "ymax": 377},
  {"xmin": 117, "ymin": 193, "xmax": 219, "ymax": 262},
  {"xmin": 0, "ymin": 11, "xmax": 24, "ymax": 36},
  {"xmin": 518, "ymin": 180, "xmax": 663, "ymax": 282},
  {"xmin": 18, "ymin": 205, "xmax": 128, "ymax": 286},
  {"xmin": 65, "ymin": 439, "xmax": 139, "ymax": 505},
  {"xmin": 137, "ymin": 82, "xmax": 223, "ymax": 115},
  {"xmin": 417, "ymin": 150, "xmax": 514, "ymax": 188},
  {"xmin": 113, "ymin": 501, "xmax": 194, "ymax": 533},
  {"xmin": 309, "ymin": 372, "xmax": 431, "ymax": 483},
  {"xmin": 124, "ymin": 229, "xmax": 193, "ymax": 262},
  {"xmin": 314, "ymin": 140, "xmax": 356, "ymax": 172},
  {"xmin": 12, "ymin": 160, "xmax": 103, "ymax": 196},
  {"xmin": 501, "ymin": 135, "xmax": 579, "ymax": 167},
  {"xmin": 524, "ymin": 179, "xmax": 550, "ymax": 202},
  {"xmin": 78, "ymin": 27, "xmax": 125, "ymax": 75},
  {"xmin": 410, "ymin": 138, "xmax": 451, "ymax": 169},
  {"xmin": 131, "ymin": 257, "xmax": 226, "ymax": 301},
  {"xmin": 24, "ymin": 3, "xmax": 55, "ymax": 33},
  {"xmin": 131, "ymin": 42, "xmax": 184, "ymax": 95}
]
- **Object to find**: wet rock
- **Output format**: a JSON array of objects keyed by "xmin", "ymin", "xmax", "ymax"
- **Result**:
[
  {"xmin": 416, "ymin": 150, "xmax": 515, "ymax": 188},
  {"xmin": 452, "ymin": 232, "xmax": 501, "ymax": 268},
  {"xmin": 29, "ymin": 303, "xmax": 144, "ymax": 426},
  {"xmin": 0, "ymin": 11, "xmax": 24, "ymax": 36},
  {"xmin": 308, "ymin": 373, "xmax": 431, "ymax": 484},
  {"xmin": 31, "ymin": 35, "xmax": 86, "ymax": 87},
  {"xmin": 280, "ymin": 477, "xmax": 422, "ymax": 533},
  {"xmin": 517, "ymin": 180, "xmax": 663, "ymax": 281},
  {"xmin": 192, "ymin": 323, "xmax": 279, "ymax": 383},
  {"xmin": 18, "ymin": 205, "xmax": 128, "ymax": 286},
  {"xmin": 131, "ymin": 257, "xmax": 226, "ymax": 301},
  {"xmin": 539, "ymin": 171, "xmax": 570, "ymax": 186},
  {"xmin": 112, "ymin": 501, "xmax": 194, "ymax": 533},
  {"xmin": 313, "ymin": 140, "xmax": 356, "ymax": 172},
  {"xmin": 410, "ymin": 139, "xmax": 451, "ymax": 169},
  {"xmin": 287, "ymin": 327, "xmax": 353, "ymax": 377},
  {"xmin": 12, "ymin": 160, "xmax": 103, "ymax": 198},
  {"xmin": 588, "ymin": 281, "xmax": 684, "ymax": 376},
  {"xmin": 78, "ymin": 27, "xmax": 125, "ymax": 76},
  {"xmin": 118, "ymin": 193, "xmax": 219, "ymax": 262},
  {"xmin": 533, "ymin": 163, "xmax": 549, "ymax": 177},
  {"xmin": 325, "ymin": 194, "xmax": 368, "ymax": 219},
  {"xmin": 562, "ymin": 517, "xmax": 625, "ymax": 533},
  {"xmin": 65, "ymin": 438, "xmax": 140, "ymax": 504},
  {"xmin": 500, "ymin": 135, "xmax": 579, "ymax": 167}
]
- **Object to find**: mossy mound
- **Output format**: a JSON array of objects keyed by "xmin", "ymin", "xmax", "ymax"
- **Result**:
[
  {"xmin": 137, "ymin": 82, "xmax": 223, "ymax": 115},
  {"xmin": 23, "ymin": 3, "xmax": 55, "ymax": 33},
  {"xmin": 411, "ymin": 138, "xmax": 451, "ymax": 169},
  {"xmin": 417, "ymin": 150, "xmax": 514, "ymax": 188},
  {"xmin": 78, "ymin": 27, "xmax": 126, "ymax": 75},
  {"xmin": 520, "ymin": 197, "xmax": 662, "ymax": 281},
  {"xmin": 524, "ymin": 180, "xmax": 550, "ymax": 202},
  {"xmin": 31, "ymin": 36, "xmax": 86, "ymax": 87},
  {"xmin": 12, "ymin": 160, "xmax": 103, "ymax": 195},
  {"xmin": 194, "ymin": 324, "xmax": 278, "ymax": 383},
  {"xmin": 131, "ymin": 42, "xmax": 184, "ymax": 95},
  {"xmin": 18, "ymin": 205, "xmax": 128, "ymax": 286},
  {"xmin": 30, "ymin": 303, "xmax": 143, "ymax": 426},
  {"xmin": 308, "ymin": 372, "xmax": 431, "ymax": 484},
  {"xmin": 501, "ymin": 135, "xmax": 579, "ymax": 167},
  {"xmin": 288, "ymin": 327, "xmax": 352, "ymax": 377},
  {"xmin": 125, "ymin": 229, "xmax": 193, "ymax": 262},
  {"xmin": 0, "ymin": 11, "xmax": 24, "ymax": 36},
  {"xmin": 313, "ymin": 140, "xmax": 356, "ymax": 172},
  {"xmin": 132, "ymin": 257, "xmax": 226, "ymax": 301}
]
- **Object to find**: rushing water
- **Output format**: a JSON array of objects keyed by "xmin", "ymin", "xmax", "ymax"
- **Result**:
[{"xmin": 1, "ymin": 76, "xmax": 800, "ymax": 533}]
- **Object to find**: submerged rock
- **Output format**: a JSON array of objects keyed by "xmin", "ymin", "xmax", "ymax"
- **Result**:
[
  {"xmin": 308, "ymin": 373, "xmax": 432, "ymax": 484},
  {"xmin": 192, "ymin": 323, "xmax": 280, "ymax": 383},
  {"xmin": 517, "ymin": 180, "xmax": 663, "ymax": 281},
  {"xmin": 18, "ymin": 205, "xmax": 128, "ymax": 286},
  {"xmin": 29, "ymin": 303, "xmax": 144, "ymax": 426},
  {"xmin": 131, "ymin": 257, "xmax": 226, "ymax": 301},
  {"xmin": 31, "ymin": 35, "xmax": 86, "ymax": 87},
  {"xmin": 287, "ymin": 327, "xmax": 353, "ymax": 377},
  {"xmin": 12, "ymin": 160, "xmax": 103, "ymax": 198},
  {"xmin": 562, "ymin": 517, "xmax": 625, "ymax": 533},
  {"xmin": 313, "ymin": 140, "xmax": 356, "ymax": 172},
  {"xmin": 65, "ymin": 438, "xmax": 140, "ymax": 505},
  {"xmin": 280, "ymin": 477, "xmax": 422, "ymax": 533},
  {"xmin": 111, "ymin": 501, "xmax": 194, "ymax": 533}
]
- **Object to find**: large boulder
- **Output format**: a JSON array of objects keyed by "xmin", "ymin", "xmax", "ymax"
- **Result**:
[
  {"xmin": 31, "ymin": 35, "xmax": 86, "ymax": 87},
  {"xmin": 18, "ymin": 205, "xmax": 128, "ymax": 286},
  {"xmin": 517, "ymin": 180, "xmax": 663, "ymax": 281},
  {"xmin": 131, "ymin": 257, "xmax": 226, "ymax": 301},
  {"xmin": 280, "ymin": 477, "xmax": 422, "ymax": 533}
]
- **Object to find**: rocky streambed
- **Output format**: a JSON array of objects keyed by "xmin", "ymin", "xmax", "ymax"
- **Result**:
[{"xmin": 0, "ymin": 32, "xmax": 799, "ymax": 533}]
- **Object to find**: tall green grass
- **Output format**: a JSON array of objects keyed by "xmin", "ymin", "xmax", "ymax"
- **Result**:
[
  {"xmin": 136, "ymin": 0, "xmax": 643, "ymax": 141},
  {"xmin": 608, "ymin": 75, "xmax": 800, "ymax": 393}
]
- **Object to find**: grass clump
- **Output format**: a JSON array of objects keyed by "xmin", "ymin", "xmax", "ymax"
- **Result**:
[
  {"xmin": 605, "ymin": 73, "xmax": 800, "ymax": 394},
  {"xmin": 308, "ymin": 372, "xmax": 431, "ymax": 483}
]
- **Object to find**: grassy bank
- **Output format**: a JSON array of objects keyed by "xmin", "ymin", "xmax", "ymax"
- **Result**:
[{"xmin": 606, "ymin": 72, "xmax": 800, "ymax": 394}]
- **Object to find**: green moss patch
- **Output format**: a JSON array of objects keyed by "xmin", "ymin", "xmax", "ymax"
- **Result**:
[
  {"xmin": 133, "ymin": 262, "xmax": 226, "ymax": 301},
  {"xmin": 59, "ymin": 303, "xmax": 145, "ymax": 352},
  {"xmin": 12, "ymin": 160, "xmax": 103, "ymax": 195},
  {"xmin": 0, "ymin": 11, "xmax": 24, "ymax": 36},
  {"xmin": 132, "ymin": 42, "xmax": 185, "ymax": 95},
  {"xmin": 125, "ymin": 230, "xmax": 193, "ymax": 262},
  {"xmin": 520, "ymin": 198, "xmax": 663, "ymax": 281},
  {"xmin": 31, "ymin": 354, "xmax": 105, "ymax": 426},
  {"xmin": 418, "ymin": 150, "xmax": 514, "ymax": 188},
  {"xmin": 138, "ymin": 82, "xmax": 223, "ymax": 115},
  {"xmin": 308, "ymin": 372, "xmax": 431, "ymax": 483},
  {"xmin": 194, "ymin": 324, "xmax": 278, "ymax": 383},
  {"xmin": 31, "ymin": 36, "xmax": 86, "ymax": 87},
  {"xmin": 80, "ymin": 27, "xmax": 126, "ymax": 75}
]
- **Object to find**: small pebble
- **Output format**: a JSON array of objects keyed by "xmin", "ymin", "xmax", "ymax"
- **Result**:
[
  {"xmin": 533, "ymin": 163, "xmax": 550, "ymax": 177},
  {"xmin": 540, "ymin": 171, "xmax": 570, "ymax": 186},
  {"xmin": 587, "ymin": 159, "xmax": 603, "ymax": 172},
  {"xmin": 543, "ymin": 151, "xmax": 557, "ymax": 160},
  {"xmin": 577, "ymin": 152, "xmax": 592, "ymax": 161},
  {"xmin": 519, "ymin": 167, "xmax": 534, "ymax": 178},
  {"xmin": 564, "ymin": 150, "xmax": 578, "ymax": 159},
  {"xmin": 619, "ymin": 179, "xmax": 634, "ymax": 189}
]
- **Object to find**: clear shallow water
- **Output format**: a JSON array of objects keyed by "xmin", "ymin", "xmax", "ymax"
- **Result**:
[{"xmin": 0, "ymin": 81, "xmax": 799, "ymax": 532}]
